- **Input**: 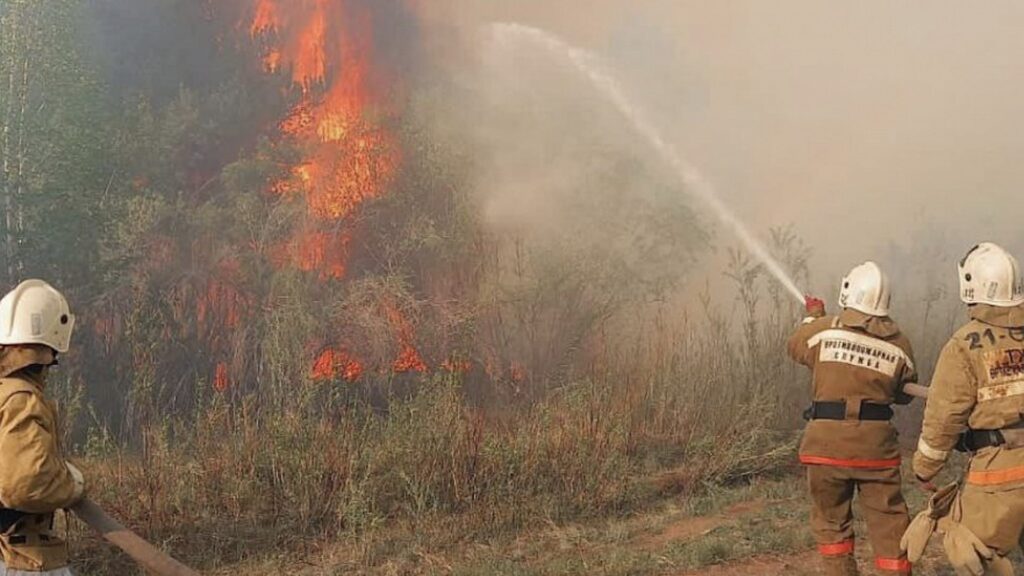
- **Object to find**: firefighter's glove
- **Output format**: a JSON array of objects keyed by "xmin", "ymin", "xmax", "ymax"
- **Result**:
[
  {"xmin": 942, "ymin": 521, "xmax": 994, "ymax": 576},
  {"xmin": 901, "ymin": 483, "xmax": 958, "ymax": 563},
  {"xmin": 987, "ymin": 556, "xmax": 1015, "ymax": 576},
  {"xmin": 929, "ymin": 483, "xmax": 959, "ymax": 517},
  {"xmin": 805, "ymin": 296, "xmax": 826, "ymax": 318},
  {"xmin": 66, "ymin": 461, "xmax": 86, "ymax": 505},
  {"xmin": 901, "ymin": 511, "xmax": 935, "ymax": 563}
]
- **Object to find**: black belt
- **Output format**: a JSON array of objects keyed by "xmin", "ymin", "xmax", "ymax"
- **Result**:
[
  {"xmin": 957, "ymin": 429, "xmax": 1003, "ymax": 452},
  {"xmin": 0, "ymin": 508, "xmax": 24, "ymax": 533},
  {"xmin": 957, "ymin": 425, "xmax": 1024, "ymax": 452},
  {"xmin": 803, "ymin": 400, "xmax": 893, "ymax": 422}
]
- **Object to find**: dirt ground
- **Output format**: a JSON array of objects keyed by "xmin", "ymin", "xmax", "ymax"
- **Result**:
[
  {"xmin": 676, "ymin": 551, "xmax": 819, "ymax": 576},
  {"xmin": 213, "ymin": 474, "xmax": 976, "ymax": 575}
]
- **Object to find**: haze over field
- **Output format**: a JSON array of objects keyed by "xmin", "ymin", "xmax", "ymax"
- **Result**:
[
  {"xmin": 3, "ymin": 2, "xmax": 1019, "ymax": 574},
  {"xmin": 421, "ymin": 0, "xmax": 1024, "ymax": 300}
]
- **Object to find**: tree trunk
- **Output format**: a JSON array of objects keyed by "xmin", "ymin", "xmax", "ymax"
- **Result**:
[
  {"xmin": 1, "ymin": 5, "xmax": 20, "ymax": 283},
  {"xmin": 14, "ymin": 31, "xmax": 30, "ymax": 277},
  {"xmin": 12, "ymin": 15, "xmax": 32, "ymax": 278}
]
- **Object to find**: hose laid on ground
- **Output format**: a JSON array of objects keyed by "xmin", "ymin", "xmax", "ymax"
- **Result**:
[{"xmin": 70, "ymin": 499, "xmax": 200, "ymax": 576}]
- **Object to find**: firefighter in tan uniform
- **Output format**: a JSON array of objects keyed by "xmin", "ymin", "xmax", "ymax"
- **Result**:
[
  {"xmin": 912, "ymin": 243, "xmax": 1024, "ymax": 576},
  {"xmin": 0, "ymin": 280, "xmax": 85, "ymax": 576},
  {"xmin": 788, "ymin": 262, "xmax": 917, "ymax": 576}
]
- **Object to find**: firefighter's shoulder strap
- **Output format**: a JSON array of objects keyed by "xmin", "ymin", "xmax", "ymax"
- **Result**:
[{"xmin": 0, "ymin": 378, "xmax": 38, "ymax": 534}]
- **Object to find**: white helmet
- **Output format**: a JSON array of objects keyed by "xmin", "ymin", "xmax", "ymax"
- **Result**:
[
  {"xmin": 838, "ymin": 261, "xmax": 891, "ymax": 317},
  {"xmin": 959, "ymin": 243, "xmax": 1024, "ymax": 307},
  {"xmin": 0, "ymin": 280, "xmax": 75, "ymax": 353}
]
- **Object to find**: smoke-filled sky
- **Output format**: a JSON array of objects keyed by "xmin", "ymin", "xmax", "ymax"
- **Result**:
[{"xmin": 418, "ymin": 0, "xmax": 1024, "ymax": 303}]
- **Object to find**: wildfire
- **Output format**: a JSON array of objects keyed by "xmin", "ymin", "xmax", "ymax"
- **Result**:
[
  {"xmin": 214, "ymin": 362, "xmax": 231, "ymax": 392},
  {"xmin": 252, "ymin": 0, "xmax": 398, "ymax": 224},
  {"xmin": 291, "ymin": 6, "xmax": 327, "ymax": 90},
  {"xmin": 311, "ymin": 347, "xmax": 364, "ymax": 382},
  {"xmin": 441, "ymin": 357, "xmax": 471, "ymax": 374},
  {"xmin": 269, "ymin": 229, "xmax": 350, "ymax": 280},
  {"xmin": 383, "ymin": 300, "xmax": 427, "ymax": 373},
  {"xmin": 263, "ymin": 49, "xmax": 282, "ymax": 73},
  {"xmin": 197, "ymin": 280, "xmax": 245, "ymax": 330},
  {"xmin": 250, "ymin": 0, "xmax": 280, "ymax": 36},
  {"xmin": 249, "ymin": 0, "xmax": 424, "ymax": 377}
]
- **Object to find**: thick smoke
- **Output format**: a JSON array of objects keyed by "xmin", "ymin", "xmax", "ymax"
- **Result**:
[{"xmin": 421, "ymin": 0, "xmax": 1024, "ymax": 311}]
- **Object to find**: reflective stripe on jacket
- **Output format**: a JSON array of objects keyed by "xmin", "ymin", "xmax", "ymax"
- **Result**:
[
  {"xmin": 914, "ymin": 304, "xmax": 1024, "ymax": 486},
  {"xmin": 789, "ymin": 309, "xmax": 917, "ymax": 467}
]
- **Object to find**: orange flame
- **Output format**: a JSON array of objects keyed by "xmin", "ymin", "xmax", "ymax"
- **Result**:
[
  {"xmin": 383, "ymin": 301, "xmax": 427, "ymax": 373},
  {"xmin": 251, "ymin": 0, "xmax": 280, "ymax": 36},
  {"xmin": 196, "ymin": 257, "xmax": 247, "ymax": 337},
  {"xmin": 279, "ymin": 103, "xmax": 315, "ymax": 137},
  {"xmin": 269, "ymin": 229, "xmax": 349, "ymax": 280},
  {"xmin": 393, "ymin": 344, "xmax": 427, "ymax": 374},
  {"xmin": 263, "ymin": 49, "xmax": 282, "ymax": 73},
  {"xmin": 290, "ymin": 5, "xmax": 327, "ymax": 90},
  {"xmin": 254, "ymin": 0, "xmax": 398, "ymax": 268},
  {"xmin": 442, "ymin": 358, "xmax": 471, "ymax": 374},
  {"xmin": 510, "ymin": 362, "xmax": 526, "ymax": 384},
  {"xmin": 214, "ymin": 362, "xmax": 230, "ymax": 392},
  {"xmin": 250, "ymin": 1, "xmax": 419, "ymax": 377},
  {"xmin": 197, "ymin": 280, "xmax": 245, "ymax": 331},
  {"xmin": 311, "ymin": 347, "xmax": 364, "ymax": 382}
]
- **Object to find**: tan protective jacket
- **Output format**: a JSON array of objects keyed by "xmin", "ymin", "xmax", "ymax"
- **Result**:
[
  {"xmin": 914, "ymin": 304, "xmax": 1024, "ymax": 486},
  {"xmin": 789, "ymin": 309, "xmax": 918, "ymax": 467},
  {"xmin": 0, "ymin": 347, "xmax": 81, "ymax": 571}
]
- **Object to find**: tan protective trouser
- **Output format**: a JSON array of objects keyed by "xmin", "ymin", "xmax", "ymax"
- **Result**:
[
  {"xmin": 807, "ymin": 465, "xmax": 911, "ymax": 573},
  {"xmin": 821, "ymin": 554, "xmax": 860, "ymax": 576},
  {"xmin": 951, "ymin": 483, "xmax": 1024, "ymax": 573}
]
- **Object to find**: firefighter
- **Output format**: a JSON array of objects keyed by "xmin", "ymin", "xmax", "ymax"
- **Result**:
[
  {"xmin": 788, "ymin": 262, "xmax": 917, "ymax": 575},
  {"xmin": 912, "ymin": 242, "xmax": 1024, "ymax": 576},
  {"xmin": 0, "ymin": 280, "xmax": 84, "ymax": 575}
]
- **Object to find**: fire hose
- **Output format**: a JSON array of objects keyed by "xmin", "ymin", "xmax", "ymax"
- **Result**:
[
  {"xmin": 903, "ymin": 383, "xmax": 930, "ymax": 400},
  {"xmin": 70, "ymin": 499, "xmax": 200, "ymax": 576}
]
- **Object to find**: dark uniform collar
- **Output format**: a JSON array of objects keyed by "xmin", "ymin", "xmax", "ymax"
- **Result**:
[
  {"xmin": 838, "ymin": 308, "xmax": 900, "ymax": 339},
  {"xmin": 969, "ymin": 304, "xmax": 1024, "ymax": 328}
]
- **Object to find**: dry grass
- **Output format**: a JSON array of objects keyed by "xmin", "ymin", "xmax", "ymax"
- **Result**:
[
  {"xmin": 62, "ymin": 233, "xmax": 973, "ymax": 574},
  {"xmin": 67, "ymin": 293, "xmax": 804, "ymax": 574},
  {"xmin": 69, "ymin": 380, "xmax": 798, "ymax": 573}
]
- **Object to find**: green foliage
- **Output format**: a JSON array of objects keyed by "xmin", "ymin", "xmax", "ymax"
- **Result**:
[{"xmin": 0, "ymin": 0, "xmax": 112, "ymax": 288}]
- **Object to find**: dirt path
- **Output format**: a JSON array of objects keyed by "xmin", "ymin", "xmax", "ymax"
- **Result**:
[
  {"xmin": 676, "ymin": 550, "xmax": 818, "ymax": 576},
  {"xmin": 636, "ymin": 500, "xmax": 766, "ymax": 550},
  {"xmin": 242, "ymin": 477, "xmax": 825, "ymax": 575},
  {"xmin": 637, "ymin": 498, "xmax": 818, "ymax": 576}
]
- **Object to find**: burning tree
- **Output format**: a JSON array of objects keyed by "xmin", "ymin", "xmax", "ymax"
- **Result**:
[
  {"xmin": 73, "ymin": 0, "xmax": 702, "ymax": 432},
  {"xmin": 81, "ymin": 0, "xmax": 453, "ymax": 427},
  {"xmin": 248, "ymin": 0, "xmax": 426, "ymax": 382}
]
